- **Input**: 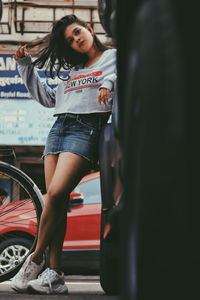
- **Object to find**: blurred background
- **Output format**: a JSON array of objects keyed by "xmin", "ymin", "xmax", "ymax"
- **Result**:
[{"xmin": 0, "ymin": 0, "xmax": 111, "ymax": 192}]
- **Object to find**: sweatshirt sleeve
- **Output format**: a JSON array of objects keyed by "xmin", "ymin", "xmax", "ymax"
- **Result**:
[
  {"xmin": 17, "ymin": 56, "xmax": 56, "ymax": 108},
  {"xmin": 99, "ymin": 49, "xmax": 117, "ymax": 91},
  {"xmin": 100, "ymin": 73, "xmax": 117, "ymax": 91}
]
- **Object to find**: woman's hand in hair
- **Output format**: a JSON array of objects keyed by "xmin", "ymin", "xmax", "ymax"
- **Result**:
[
  {"xmin": 14, "ymin": 45, "xmax": 29, "ymax": 61},
  {"xmin": 98, "ymin": 88, "xmax": 111, "ymax": 105}
]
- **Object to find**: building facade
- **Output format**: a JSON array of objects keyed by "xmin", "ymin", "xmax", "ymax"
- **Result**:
[{"xmin": 0, "ymin": 0, "xmax": 107, "ymax": 192}]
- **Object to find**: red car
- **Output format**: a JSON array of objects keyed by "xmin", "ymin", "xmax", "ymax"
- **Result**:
[{"xmin": 0, "ymin": 171, "xmax": 101, "ymax": 276}]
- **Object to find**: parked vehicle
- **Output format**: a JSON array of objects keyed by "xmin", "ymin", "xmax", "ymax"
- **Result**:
[
  {"xmin": 0, "ymin": 171, "xmax": 101, "ymax": 277},
  {"xmin": 98, "ymin": 0, "xmax": 122, "ymax": 295},
  {"xmin": 98, "ymin": 1, "xmax": 200, "ymax": 299}
]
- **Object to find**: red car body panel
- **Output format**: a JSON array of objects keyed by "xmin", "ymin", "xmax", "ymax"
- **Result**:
[
  {"xmin": 0, "ymin": 172, "xmax": 101, "ymax": 250},
  {"xmin": 0, "ymin": 201, "xmax": 37, "ymax": 236},
  {"xmin": 66, "ymin": 203, "xmax": 100, "ymax": 249}
]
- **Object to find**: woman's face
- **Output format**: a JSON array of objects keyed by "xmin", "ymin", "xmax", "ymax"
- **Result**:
[{"xmin": 64, "ymin": 23, "xmax": 94, "ymax": 54}]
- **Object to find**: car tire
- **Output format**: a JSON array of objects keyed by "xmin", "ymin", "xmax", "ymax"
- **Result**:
[
  {"xmin": 99, "ymin": 124, "xmax": 119, "ymax": 295},
  {"xmin": 100, "ymin": 207, "xmax": 121, "ymax": 295},
  {"xmin": 98, "ymin": 0, "xmax": 113, "ymax": 37},
  {"xmin": 100, "ymin": 243, "xmax": 119, "ymax": 295},
  {"xmin": 0, "ymin": 237, "xmax": 32, "ymax": 281}
]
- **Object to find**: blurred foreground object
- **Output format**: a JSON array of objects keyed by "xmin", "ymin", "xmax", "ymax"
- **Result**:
[
  {"xmin": 117, "ymin": 0, "xmax": 200, "ymax": 300},
  {"xmin": 98, "ymin": 0, "xmax": 200, "ymax": 299},
  {"xmin": 98, "ymin": 0, "xmax": 116, "ymax": 38},
  {"xmin": 0, "ymin": 0, "xmax": 2, "ymax": 21}
]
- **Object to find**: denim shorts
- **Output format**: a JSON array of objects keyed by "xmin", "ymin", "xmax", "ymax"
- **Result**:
[{"xmin": 42, "ymin": 112, "xmax": 110, "ymax": 164}]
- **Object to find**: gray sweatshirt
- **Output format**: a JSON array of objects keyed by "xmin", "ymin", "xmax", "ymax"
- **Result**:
[{"xmin": 17, "ymin": 48, "xmax": 117, "ymax": 115}]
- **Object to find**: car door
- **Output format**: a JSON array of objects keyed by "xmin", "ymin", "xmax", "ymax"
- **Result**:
[{"xmin": 63, "ymin": 174, "xmax": 101, "ymax": 250}]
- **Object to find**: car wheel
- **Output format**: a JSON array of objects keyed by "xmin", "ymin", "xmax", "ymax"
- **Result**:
[{"xmin": 0, "ymin": 237, "xmax": 32, "ymax": 280}]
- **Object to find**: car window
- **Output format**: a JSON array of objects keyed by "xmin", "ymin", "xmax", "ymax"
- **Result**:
[{"xmin": 73, "ymin": 177, "xmax": 101, "ymax": 204}]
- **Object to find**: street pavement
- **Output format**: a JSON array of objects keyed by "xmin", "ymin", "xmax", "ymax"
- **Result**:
[{"xmin": 0, "ymin": 275, "xmax": 119, "ymax": 300}]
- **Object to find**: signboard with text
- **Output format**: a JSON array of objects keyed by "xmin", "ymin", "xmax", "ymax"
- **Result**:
[
  {"xmin": 0, "ymin": 54, "xmax": 61, "ymax": 99},
  {"xmin": 0, "ymin": 54, "xmax": 63, "ymax": 145},
  {"xmin": 0, "ymin": 100, "xmax": 55, "ymax": 145}
]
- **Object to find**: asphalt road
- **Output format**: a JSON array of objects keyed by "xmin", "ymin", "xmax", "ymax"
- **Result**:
[{"xmin": 0, "ymin": 275, "xmax": 119, "ymax": 300}]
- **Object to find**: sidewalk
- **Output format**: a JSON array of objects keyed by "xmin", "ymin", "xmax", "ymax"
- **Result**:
[{"xmin": 0, "ymin": 276, "xmax": 118, "ymax": 300}]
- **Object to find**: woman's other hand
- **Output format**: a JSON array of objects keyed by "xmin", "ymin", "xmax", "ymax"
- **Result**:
[
  {"xmin": 98, "ymin": 88, "xmax": 111, "ymax": 105},
  {"xmin": 14, "ymin": 45, "xmax": 29, "ymax": 61}
]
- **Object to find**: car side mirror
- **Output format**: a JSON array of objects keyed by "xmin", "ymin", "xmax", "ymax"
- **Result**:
[{"xmin": 69, "ymin": 192, "xmax": 84, "ymax": 206}]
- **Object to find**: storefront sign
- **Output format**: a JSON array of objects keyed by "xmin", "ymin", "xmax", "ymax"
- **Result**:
[
  {"xmin": 0, "ymin": 54, "xmax": 66, "ymax": 145},
  {"xmin": 0, "ymin": 99, "xmax": 55, "ymax": 145},
  {"xmin": 0, "ymin": 54, "xmax": 60, "ymax": 99}
]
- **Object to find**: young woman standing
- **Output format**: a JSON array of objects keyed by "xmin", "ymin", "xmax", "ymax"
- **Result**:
[{"xmin": 11, "ymin": 14, "xmax": 116, "ymax": 294}]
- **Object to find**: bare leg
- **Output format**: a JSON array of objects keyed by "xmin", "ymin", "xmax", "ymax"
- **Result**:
[
  {"xmin": 31, "ymin": 152, "xmax": 91, "ymax": 272},
  {"xmin": 44, "ymin": 154, "xmax": 65, "ymax": 272},
  {"xmin": 48, "ymin": 215, "xmax": 66, "ymax": 273},
  {"xmin": 47, "ymin": 153, "xmax": 90, "ymax": 273},
  {"xmin": 31, "ymin": 154, "xmax": 58, "ymax": 264},
  {"xmin": 44, "ymin": 154, "xmax": 58, "ymax": 189}
]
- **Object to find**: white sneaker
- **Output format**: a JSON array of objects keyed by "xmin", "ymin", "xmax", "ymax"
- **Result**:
[
  {"xmin": 11, "ymin": 254, "xmax": 45, "ymax": 293},
  {"xmin": 28, "ymin": 268, "xmax": 68, "ymax": 294}
]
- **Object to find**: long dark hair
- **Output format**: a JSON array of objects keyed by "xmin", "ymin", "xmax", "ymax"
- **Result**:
[{"xmin": 26, "ymin": 15, "xmax": 108, "ymax": 78}]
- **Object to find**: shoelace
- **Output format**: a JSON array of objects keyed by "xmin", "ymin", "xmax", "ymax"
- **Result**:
[
  {"xmin": 17, "ymin": 256, "xmax": 43, "ymax": 280},
  {"xmin": 16, "ymin": 259, "xmax": 31, "ymax": 280},
  {"xmin": 47, "ymin": 269, "xmax": 52, "ymax": 293},
  {"xmin": 38, "ymin": 268, "xmax": 56, "ymax": 293},
  {"xmin": 23, "ymin": 259, "xmax": 38, "ymax": 276}
]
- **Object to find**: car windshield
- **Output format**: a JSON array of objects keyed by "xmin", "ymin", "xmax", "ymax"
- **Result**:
[{"xmin": 73, "ymin": 177, "xmax": 101, "ymax": 204}]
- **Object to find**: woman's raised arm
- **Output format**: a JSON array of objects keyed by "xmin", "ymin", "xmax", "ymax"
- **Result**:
[{"xmin": 15, "ymin": 46, "xmax": 56, "ymax": 108}]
